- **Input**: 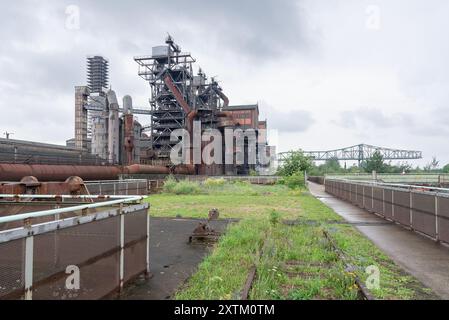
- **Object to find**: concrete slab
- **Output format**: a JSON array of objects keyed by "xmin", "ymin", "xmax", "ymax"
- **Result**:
[
  {"xmin": 119, "ymin": 217, "xmax": 234, "ymax": 300},
  {"xmin": 308, "ymin": 181, "xmax": 449, "ymax": 299}
]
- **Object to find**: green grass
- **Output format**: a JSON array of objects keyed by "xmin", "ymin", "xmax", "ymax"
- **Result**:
[
  {"xmin": 145, "ymin": 179, "xmax": 436, "ymax": 300},
  {"xmin": 146, "ymin": 180, "xmax": 302, "ymax": 219}
]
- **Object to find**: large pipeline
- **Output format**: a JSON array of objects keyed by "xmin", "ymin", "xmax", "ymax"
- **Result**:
[{"xmin": 0, "ymin": 163, "xmax": 195, "ymax": 182}]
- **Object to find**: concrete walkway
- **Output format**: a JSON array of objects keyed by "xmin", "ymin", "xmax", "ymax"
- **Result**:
[{"xmin": 308, "ymin": 181, "xmax": 449, "ymax": 299}]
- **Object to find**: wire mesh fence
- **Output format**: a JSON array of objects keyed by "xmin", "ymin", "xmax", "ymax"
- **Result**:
[
  {"xmin": 0, "ymin": 195, "xmax": 149, "ymax": 300},
  {"xmin": 325, "ymin": 179, "xmax": 449, "ymax": 244},
  {"xmin": 85, "ymin": 180, "xmax": 149, "ymax": 196}
]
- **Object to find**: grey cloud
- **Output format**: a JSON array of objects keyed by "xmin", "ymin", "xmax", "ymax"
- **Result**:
[
  {"xmin": 73, "ymin": 0, "xmax": 313, "ymax": 61},
  {"xmin": 260, "ymin": 103, "xmax": 315, "ymax": 133},
  {"xmin": 333, "ymin": 107, "xmax": 414, "ymax": 129},
  {"xmin": 332, "ymin": 106, "xmax": 449, "ymax": 138}
]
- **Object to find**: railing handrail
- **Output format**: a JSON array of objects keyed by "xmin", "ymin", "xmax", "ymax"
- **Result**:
[
  {"xmin": 0, "ymin": 195, "xmax": 144, "ymax": 224},
  {"xmin": 84, "ymin": 179, "xmax": 148, "ymax": 184},
  {"xmin": 325, "ymin": 173, "xmax": 447, "ymax": 176},
  {"xmin": 325, "ymin": 178, "xmax": 449, "ymax": 193}
]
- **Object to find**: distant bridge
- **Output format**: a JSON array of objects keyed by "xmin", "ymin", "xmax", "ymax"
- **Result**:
[{"xmin": 277, "ymin": 144, "xmax": 423, "ymax": 165}]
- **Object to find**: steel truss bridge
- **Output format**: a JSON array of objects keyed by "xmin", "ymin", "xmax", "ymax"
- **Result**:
[{"xmin": 278, "ymin": 144, "xmax": 422, "ymax": 165}]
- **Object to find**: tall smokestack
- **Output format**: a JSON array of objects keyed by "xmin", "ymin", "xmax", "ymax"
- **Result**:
[
  {"xmin": 106, "ymin": 90, "xmax": 120, "ymax": 164},
  {"xmin": 123, "ymin": 95, "xmax": 135, "ymax": 165}
]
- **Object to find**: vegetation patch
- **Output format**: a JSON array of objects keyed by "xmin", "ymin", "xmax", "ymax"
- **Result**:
[{"xmin": 146, "ymin": 180, "xmax": 436, "ymax": 300}]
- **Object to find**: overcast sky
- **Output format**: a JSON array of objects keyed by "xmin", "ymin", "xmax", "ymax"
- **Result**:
[{"xmin": 0, "ymin": 0, "xmax": 448, "ymax": 167}]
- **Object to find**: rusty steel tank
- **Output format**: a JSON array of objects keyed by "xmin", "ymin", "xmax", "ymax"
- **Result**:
[
  {"xmin": 0, "ymin": 164, "xmax": 122, "ymax": 181},
  {"xmin": 0, "ymin": 176, "xmax": 86, "ymax": 195},
  {"xmin": 0, "ymin": 163, "xmax": 195, "ymax": 182}
]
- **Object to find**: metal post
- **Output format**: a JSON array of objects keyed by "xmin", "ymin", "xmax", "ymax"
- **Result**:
[
  {"xmin": 382, "ymin": 189, "xmax": 385, "ymax": 216},
  {"xmin": 410, "ymin": 190, "xmax": 413, "ymax": 228},
  {"xmin": 362, "ymin": 186, "xmax": 365, "ymax": 208},
  {"xmin": 435, "ymin": 194, "xmax": 439, "ymax": 242},
  {"xmin": 146, "ymin": 211, "xmax": 150, "ymax": 274},
  {"xmin": 119, "ymin": 207, "xmax": 125, "ymax": 291},
  {"xmin": 24, "ymin": 236, "xmax": 34, "ymax": 300},
  {"xmin": 392, "ymin": 190, "xmax": 395, "ymax": 218}
]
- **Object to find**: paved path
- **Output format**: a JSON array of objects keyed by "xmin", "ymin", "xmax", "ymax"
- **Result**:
[{"xmin": 308, "ymin": 181, "xmax": 449, "ymax": 299}]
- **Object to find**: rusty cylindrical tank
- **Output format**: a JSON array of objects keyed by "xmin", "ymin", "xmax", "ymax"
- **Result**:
[
  {"xmin": 0, "ymin": 164, "xmax": 122, "ymax": 181},
  {"xmin": 0, "ymin": 163, "xmax": 196, "ymax": 182}
]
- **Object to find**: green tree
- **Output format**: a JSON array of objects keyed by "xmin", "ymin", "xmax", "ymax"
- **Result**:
[
  {"xmin": 278, "ymin": 151, "xmax": 313, "ymax": 176},
  {"xmin": 323, "ymin": 157, "xmax": 342, "ymax": 173},
  {"xmin": 363, "ymin": 151, "xmax": 385, "ymax": 173},
  {"xmin": 442, "ymin": 163, "xmax": 449, "ymax": 173},
  {"xmin": 424, "ymin": 156, "xmax": 439, "ymax": 171}
]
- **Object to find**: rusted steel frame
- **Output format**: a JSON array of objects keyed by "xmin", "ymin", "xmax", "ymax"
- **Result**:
[
  {"xmin": 241, "ymin": 266, "xmax": 257, "ymax": 300},
  {"xmin": 240, "ymin": 239, "xmax": 267, "ymax": 300},
  {"xmin": 163, "ymin": 74, "xmax": 191, "ymax": 113},
  {"xmin": 0, "ymin": 195, "xmax": 143, "ymax": 224},
  {"xmin": 322, "ymin": 229, "xmax": 375, "ymax": 300},
  {"xmin": 0, "ymin": 194, "xmax": 143, "ymax": 200}
]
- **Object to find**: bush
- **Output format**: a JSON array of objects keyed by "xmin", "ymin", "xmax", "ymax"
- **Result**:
[
  {"xmin": 163, "ymin": 176, "xmax": 201, "ymax": 195},
  {"xmin": 269, "ymin": 210, "xmax": 281, "ymax": 226},
  {"xmin": 283, "ymin": 172, "xmax": 305, "ymax": 189},
  {"xmin": 204, "ymin": 178, "xmax": 226, "ymax": 188},
  {"xmin": 162, "ymin": 175, "xmax": 177, "ymax": 193},
  {"xmin": 249, "ymin": 169, "xmax": 258, "ymax": 176},
  {"xmin": 172, "ymin": 180, "xmax": 201, "ymax": 195}
]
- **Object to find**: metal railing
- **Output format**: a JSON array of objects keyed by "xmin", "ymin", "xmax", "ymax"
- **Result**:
[
  {"xmin": 325, "ymin": 179, "xmax": 449, "ymax": 245},
  {"xmin": 0, "ymin": 194, "xmax": 150, "ymax": 300},
  {"xmin": 0, "ymin": 149, "xmax": 110, "ymax": 166},
  {"xmin": 184, "ymin": 175, "xmax": 281, "ymax": 185},
  {"xmin": 325, "ymin": 173, "xmax": 449, "ymax": 185},
  {"xmin": 84, "ymin": 179, "xmax": 149, "ymax": 196}
]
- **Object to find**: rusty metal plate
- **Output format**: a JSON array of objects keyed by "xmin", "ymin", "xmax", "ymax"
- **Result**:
[
  {"xmin": 32, "ymin": 216, "xmax": 120, "ymax": 299},
  {"xmin": 343, "ymin": 183, "xmax": 350, "ymax": 200},
  {"xmin": 437, "ymin": 197, "xmax": 449, "ymax": 243},
  {"xmin": 392, "ymin": 190, "xmax": 411, "ymax": 227},
  {"xmin": 124, "ymin": 240, "xmax": 147, "ymax": 284},
  {"xmin": 372, "ymin": 187, "xmax": 384, "ymax": 216},
  {"xmin": 0, "ymin": 238, "xmax": 25, "ymax": 299},
  {"xmin": 411, "ymin": 193, "xmax": 436, "ymax": 237},
  {"xmin": 356, "ymin": 185, "xmax": 364, "ymax": 208},
  {"xmin": 349, "ymin": 183, "xmax": 356, "ymax": 203},
  {"xmin": 383, "ymin": 189, "xmax": 393, "ymax": 219},
  {"xmin": 363, "ymin": 186, "xmax": 373, "ymax": 212},
  {"xmin": 33, "ymin": 252, "xmax": 120, "ymax": 300}
]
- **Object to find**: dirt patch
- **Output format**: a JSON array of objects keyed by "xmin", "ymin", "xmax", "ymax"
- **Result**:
[{"xmin": 118, "ymin": 217, "xmax": 233, "ymax": 300}]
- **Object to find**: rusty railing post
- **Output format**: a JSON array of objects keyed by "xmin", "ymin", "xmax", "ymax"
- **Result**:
[
  {"xmin": 24, "ymin": 221, "xmax": 34, "ymax": 301},
  {"xmin": 392, "ymin": 190, "xmax": 395, "ymax": 219},
  {"xmin": 146, "ymin": 206, "xmax": 151, "ymax": 275},
  {"xmin": 410, "ymin": 188, "xmax": 413, "ymax": 229},
  {"xmin": 119, "ymin": 203, "xmax": 124, "ymax": 292},
  {"xmin": 435, "ymin": 193, "xmax": 439, "ymax": 242}
]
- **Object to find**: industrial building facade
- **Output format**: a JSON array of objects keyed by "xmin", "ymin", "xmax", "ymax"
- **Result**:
[{"xmin": 0, "ymin": 36, "xmax": 274, "ymax": 176}]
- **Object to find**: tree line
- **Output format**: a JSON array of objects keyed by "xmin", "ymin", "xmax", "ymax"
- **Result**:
[{"xmin": 278, "ymin": 150, "xmax": 449, "ymax": 176}]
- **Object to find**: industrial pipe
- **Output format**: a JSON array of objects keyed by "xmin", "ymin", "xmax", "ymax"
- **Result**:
[
  {"xmin": 0, "ymin": 164, "xmax": 122, "ymax": 181},
  {"xmin": 0, "ymin": 163, "xmax": 196, "ymax": 182},
  {"xmin": 124, "ymin": 164, "xmax": 170, "ymax": 175}
]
